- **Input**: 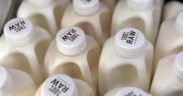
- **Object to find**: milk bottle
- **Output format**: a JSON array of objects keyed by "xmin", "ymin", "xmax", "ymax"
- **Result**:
[
  {"xmin": 17, "ymin": 0, "xmax": 70, "ymax": 37},
  {"xmin": 154, "ymin": 11, "xmax": 183, "ymax": 72},
  {"xmin": 163, "ymin": 1, "xmax": 183, "ymax": 20},
  {"xmin": 98, "ymin": 28, "xmax": 153, "ymax": 96},
  {"xmin": 111, "ymin": 0, "xmax": 161, "ymax": 44},
  {"xmin": 151, "ymin": 52, "xmax": 183, "ymax": 96},
  {"xmin": 105, "ymin": 87, "xmax": 151, "ymax": 96},
  {"xmin": 0, "ymin": 18, "xmax": 51, "ymax": 85},
  {"xmin": 35, "ymin": 74, "xmax": 95, "ymax": 96},
  {"xmin": 0, "ymin": 66, "xmax": 37, "ymax": 96},
  {"xmin": 44, "ymin": 26, "xmax": 100, "ymax": 91},
  {"xmin": 61, "ymin": 0, "xmax": 111, "ymax": 47}
]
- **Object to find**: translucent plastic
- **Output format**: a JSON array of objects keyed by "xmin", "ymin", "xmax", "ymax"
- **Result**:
[
  {"xmin": 61, "ymin": 0, "xmax": 111, "ymax": 47},
  {"xmin": 154, "ymin": 12, "xmax": 183, "ymax": 73},
  {"xmin": 35, "ymin": 74, "xmax": 95, "ymax": 96},
  {"xmin": 0, "ymin": 18, "xmax": 51, "ymax": 85},
  {"xmin": 44, "ymin": 27, "xmax": 100, "ymax": 92},
  {"xmin": 111, "ymin": 0, "xmax": 161, "ymax": 44},
  {"xmin": 163, "ymin": 1, "xmax": 183, "ymax": 20},
  {"xmin": 98, "ymin": 28, "xmax": 153, "ymax": 96},
  {"xmin": 151, "ymin": 52, "xmax": 183, "ymax": 96},
  {"xmin": 17, "ymin": 0, "xmax": 70, "ymax": 37},
  {"xmin": 0, "ymin": 67, "xmax": 37, "ymax": 96}
]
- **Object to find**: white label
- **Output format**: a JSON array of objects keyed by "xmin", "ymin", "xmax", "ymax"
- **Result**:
[
  {"xmin": 48, "ymin": 77, "xmax": 72, "ymax": 96},
  {"xmin": 123, "ymin": 91, "xmax": 142, "ymax": 96},
  {"xmin": 60, "ymin": 28, "xmax": 80, "ymax": 42},
  {"xmin": 120, "ymin": 30, "xmax": 138, "ymax": 45},
  {"xmin": 8, "ymin": 20, "xmax": 27, "ymax": 33},
  {"xmin": 82, "ymin": 0, "xmax": 92, "ymax": 3}
]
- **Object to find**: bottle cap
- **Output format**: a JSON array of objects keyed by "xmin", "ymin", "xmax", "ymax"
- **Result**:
[
  {"xmin": 0, "ymin": 67, "xmax": 12, "ymax": 94},
  {"xmin": 56, "ymin": 26, "xmax": 86, "ymax": 56},
  {"xmin": 28, "ymin": 0, "xmax": 53, "ymax": 8},
  {"xmin": 115, "ymin": 87, "xmax": 150, "ymax": 96},
  {"xmin": 41, "ymin": 74, "xmax": 76, "ymax": 96},
  {"xmin": 174, "ymin": 52, "xmax": 183, "ymax": 79},
  {"xmin": 114, "ymin": 28, "xmax": 146, "ymax": 57},
  {"xmin": 73, "ymin": 0, "xmax": 100, "ymax": 16},
  {"xmin": 4, "ymin": 18, "xmax": 35, "ymax": 46},
  {"xmin": 127, "ymin": 0, "xmax": 153, "ymax": 10},
  {"xmin": 175, "ymin": 11, "xmax": 183, "ymax": 36}
]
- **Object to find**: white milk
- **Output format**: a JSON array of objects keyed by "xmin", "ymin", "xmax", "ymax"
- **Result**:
[
  {"xmin": 163, "ymin": 1, "xmax": 183, "ymax": 20},
  {"xmin": 34, "ymin": 74, "xmax": 95, "ymax": 96},
  {"xmin": 44, "ymin": 26, "xmax": 100, "ymax": 91},
  {"xmin": 111, "ymin": 0, "xmax": 161, "ymax": 44},
  {"xmin": 17, "ymin": 0, "xmax": 70, "ymax": 37},
  {"xmin": 98, "ymin": 28, "xmax": 153, "ymax": 96},
  {"xmin": 61, "ymin": 0, "xmax": 111, "ymax": 47},
  {"xmin": 0, "ymin": 18, "xmax": 51, "ymax": 85},
  {"xmin": 105, "ymin": 87, "xmax": 151, "ymax": 96},
  {"xmin": 151, "ymin": 52, "xmax": 183, "ymax": 96},
  {"xmin": 0, "ymin": 66, "xmax": 37, "ymax": 96},
  {"xmin": 154, "ymin": 11, "xmax": 183, "ymax": 72}
]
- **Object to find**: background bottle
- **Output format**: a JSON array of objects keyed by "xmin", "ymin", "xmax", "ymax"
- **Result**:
[
  {"xmin": 0, "ymin": 66, "xmax": 37, "ymax": 96},
  {"xmin": 98, "ymin": 28, "xmax": 153, "ymax": 95},
  {"xmin": 151, "ymin": 52, "xmax": 183, "ymax": 96},
  {"xmin": 154, "ymin": 11, "xmax": 183, "ymax": 72},
  {"xmin": 163, "ymin": 1, "xmax": 183, "ymax": 20},
  {"xmin": 44, "ymin": 26, "xmax": 100, "ymax": 92},
  {"xmin": 0, "ymin": 18, "xmax": 51, "ymax": 85},
  {"xmin": 111, "ymin": 0, "xmax": 161, "ymax": 44},
  {"xmin": 17, "ymin": 0, "xmax": 70, "ymax": 37},
  {"xmin": 61, "ymin": 0, "xmax": 111, "ymax": 47}
]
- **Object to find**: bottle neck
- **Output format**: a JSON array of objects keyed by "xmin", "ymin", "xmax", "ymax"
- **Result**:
[{"xmin": 73, "ymin": 0, "xmax": 100, "ymax": 16}]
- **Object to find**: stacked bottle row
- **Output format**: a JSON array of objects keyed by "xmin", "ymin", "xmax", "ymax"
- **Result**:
[{"xmin": 0, "ymin": 0, "xmax": 183, "ymax": 96}]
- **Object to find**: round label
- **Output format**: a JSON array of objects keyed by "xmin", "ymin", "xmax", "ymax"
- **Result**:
[
  {"xmin": 42, "ymin": 74, "xmax": 76, "ymax": 96},
  {"xmin": 3, "ymin": 18, "xmax": 34, "ymax": 45},
  {"xmin": 115, "ymin": 28, "xmax": 145, "ymax": 51},
  {"xmin": 116, "ymin": 87, "xmax": 149, "ymax": 96},
  {"xmin": 56, "ymin": 26, "xmax": 86, "ymax": 56},
  {"xmin": 57, "ymin": 27, "xmax": 83, "ymax": 46}
]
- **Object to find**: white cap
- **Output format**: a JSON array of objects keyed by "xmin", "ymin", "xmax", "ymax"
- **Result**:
[
  {"xmin": 127, "ymin": 0, "xmax": 153, "ymax": 10},
  {"xmin": 4, "ymin": 18, "xmax": 35, "ymax": 46},
  {"xmin": 0, "ymin": 67, "xmax": 12, "ymax": 94},
  {"xmin": 115, "ymin": 87, "xmax": 150, "ymax": 96},
  {"xmin": 41, "ymin": 74, "xmax": 76, "ymax": 96},
  {"xmin": 114, "ymin": 28, "xmax": 146, "ymax": 57},
  {"xmin": 28, "ymin": 0, "xmax": 53, "ymax": 8},
  {"xmin": 56, "ymin": 26, "xmax": 86, "ymax": 56},
  {"xmin": 174, "ymin": 52, "xmax": 183, "ymax": 79},
  {"xmin": 73, "ymin": 0, "xmax": 100, "ymax": 16},
  {"xmin": 175, "ymin": 11, "xmax": 183, "ymax": 36}
]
